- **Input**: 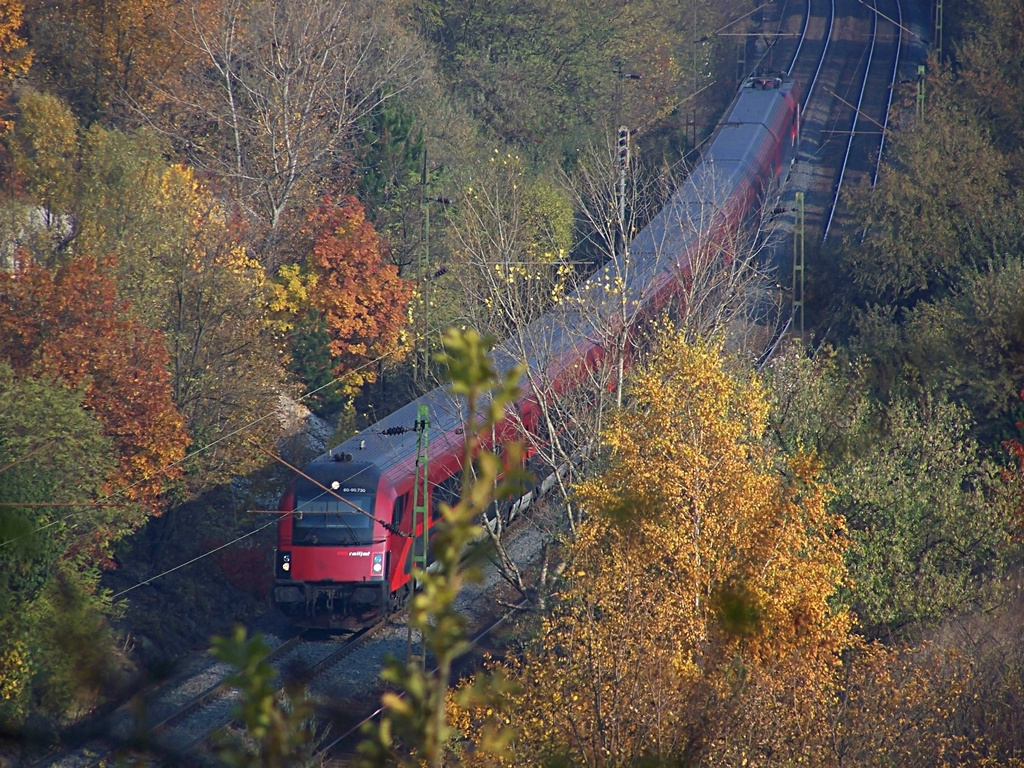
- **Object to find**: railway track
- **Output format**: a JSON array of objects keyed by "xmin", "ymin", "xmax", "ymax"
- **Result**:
[
  {"xmin": 315, "ymin": 603, "xmax": 521, "ymax": 765},
  {"xmin": 823, "ymin": 0, "xmax": 905, "ymax": 241},
  {"xmin": 784, "ymin": 0, "xmax": 924, "ymax": 244},
  {"xmin": 33, "ymin": 517, "xmax": 543, "ymax": 768},
  {"xmin": 35, "ymin": 622, "xmax": 377, "ymax": 768}
]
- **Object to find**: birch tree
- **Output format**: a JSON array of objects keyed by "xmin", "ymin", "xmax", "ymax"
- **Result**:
[
  {"xmin": 174, "ymin": 0, "xmax": 428, "ymax": 253},
  {"xmin": 451, "ymin": 334, "xmax": 851, "ymax": 767}
]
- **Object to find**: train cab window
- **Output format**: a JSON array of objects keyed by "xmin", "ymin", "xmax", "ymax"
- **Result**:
[{"xmin": 292, "ymin": 481, "xmax": 376, "ymax": 546}]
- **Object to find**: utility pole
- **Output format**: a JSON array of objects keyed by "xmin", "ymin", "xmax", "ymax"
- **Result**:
[
  {"xmin": 612, "ymin": 63, "xmax": 640, "ymax": 409},
  {"xmin": 417, "ymin": 146, "xmax": 450, "ymax": 387},
  {"xmin": 615, "ymin": 125, "xmax": 630, "ymax": 409},
  {"xmin": 916, "ymin": 65, "xmax": 926, "ymax": 120},
  {"xmin": 617, "ymin": 126, "xmax": 629, "ymax": 231},
  {"xmin": 417, "ymin": 148, "xmax": 429, "ymax": 387}
]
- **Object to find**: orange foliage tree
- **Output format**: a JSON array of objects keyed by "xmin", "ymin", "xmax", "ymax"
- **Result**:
[
  {"xmin": 454, "ymin": 332, "xmax": 852, "ymax": 767},
  {"xmin": 291, "ymin": 195, "xmax": 413, "ymax": 391},
  {"xmin": 0, "ymin": 255, "xmax": 188, "ymax": 526}
]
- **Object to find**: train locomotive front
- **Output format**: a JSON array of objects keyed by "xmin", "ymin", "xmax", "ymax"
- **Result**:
[{"xmin": 272, "ymin": 452, "xmax": 410, "ymax": 628}]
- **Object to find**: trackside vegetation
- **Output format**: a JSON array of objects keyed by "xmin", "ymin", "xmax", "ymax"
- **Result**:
[{"xmin": 1, "ymin": 0, "xmax": 1024, "ymax": 764}]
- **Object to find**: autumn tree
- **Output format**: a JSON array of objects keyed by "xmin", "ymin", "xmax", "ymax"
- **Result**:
[
  {"xmin": 0, "ymin": 257, "xmax": 189, "ymax": 727},
  {"xmin": 171, "ymin": 0, "xmax": 427, "ymax": 251},
  {"xmin": 0, "ymin": 255, "xmax": 188, "ymax": 520},
  {"xmin": 2, "ymin": 88, "xmax": 79, "ymax": 252},
  {"xmin": 827, "ymin": 602, "xmax": 1024, "ymax": 767},
  {"xmin": 0, "ymin": 0, "xmax": 30, "ymax": 134},
  {"xmin": 443, "ymin": 135, "xmax": 786, "ymax": 610},
  {"xmin": 3, "ymin": 90, "xmax": 292, "ymax": 490},
  {"xmin": 270, "ymin": 196, "xmax": 414, "ymax": 396},
  {"xmin": 23, "ymin": 0, "xmax": 211, "ymax": 124},
  {"xmin": 453, "ymin": 333, "xmax": 851, "ymax": 766},
  {"xmin": 0, "ymin": 0, "xmax": 28, "ymax": 77}
]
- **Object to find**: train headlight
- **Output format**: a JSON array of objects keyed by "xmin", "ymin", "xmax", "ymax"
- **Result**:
[{"xmin": 372, "ymin": 553, "xmax": 383, "ymax": 574}]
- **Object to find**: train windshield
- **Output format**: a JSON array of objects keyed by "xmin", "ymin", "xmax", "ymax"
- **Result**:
[{"xmin": 292, "ymin": 490, "xmax": 376, "ymax": 546}]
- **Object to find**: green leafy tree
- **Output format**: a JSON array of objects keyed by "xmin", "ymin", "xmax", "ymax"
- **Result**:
[
  {"xmin": 73, "ymin": 124, "xmax": 180, "ymax": 325},
  {"xmin": 765, "ymin": 346, "xmax": 1018, "ymax": 635},
  {"xmin": 956, "ymin": 0, "xmax": 1024, "ymax": 172},
  {"xmin": 850, "ymin": 256, "xmax": 1024, "ymax": 445},
  {"xmin": 357, "ymin": 97, "xmax": 426, "ymax": 276},
  {"xmin": 75, "ymin": 139, "xmax": 289, "ymax": 489},
  {"xmin": 0, "ymin": 363, "xmax": 122, "ymax": 726},
  {"xmin": 836, "ymin": 57, "xmax": 1023, "ymax": 311},
  {"xmin": 286, "ymin": 309, "xmax": 349, "ymax": 416},
  {"xmin": 410, "ymin": 0, "xmax": 722, "ymax": 154}
]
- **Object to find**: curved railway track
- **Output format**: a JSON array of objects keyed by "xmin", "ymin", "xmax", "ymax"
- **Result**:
[
  {"xmin": 823, "ymin": 0, "xmax": 906, "ymax": 241},
  {"xmin": 786, "ymin": 0, "xmax": 921, "ymax": 244}
]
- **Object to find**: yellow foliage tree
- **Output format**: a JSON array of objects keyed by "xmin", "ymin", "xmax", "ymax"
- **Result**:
[
  {"xmin": 456, "ymin": 331, "xmax": 852, "ymax": 767},
  {"xmin": 0, "ymin": 0, "xmax": 29, "ymax": 73}
]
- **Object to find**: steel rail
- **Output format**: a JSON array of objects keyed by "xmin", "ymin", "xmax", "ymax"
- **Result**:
[
  {"xmin": 872, "ymin": 0, "xmax": 903, "ymax": 188},
  {"xmin": 823, "ymin": 0, "xmax": 878, "ymax": 241}
]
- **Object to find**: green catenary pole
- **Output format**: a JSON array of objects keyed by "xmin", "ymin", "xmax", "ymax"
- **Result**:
[
  {"xmin": 407, "ymin": 404, "xmax": 430, "ymax": 669},
  {"xmin": 411, "ymin": 404, "xmax": 430, "ymax": 574}
]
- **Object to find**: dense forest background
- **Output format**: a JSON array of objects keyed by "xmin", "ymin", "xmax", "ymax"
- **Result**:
[{"xmin": 1, "ymin": 0, "xmax": 1023, "ymax": 763}]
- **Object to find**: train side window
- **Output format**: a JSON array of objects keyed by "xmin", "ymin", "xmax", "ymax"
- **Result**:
[
  {"xmin": 392, "ymin": 495, "xmax": 404, "ymax": 529},
  {"xmin": 395, "ymin": 492, "xmax": 412, "ymax": 530},
  {"xmin": 433, "ymin": 475, "xmax": 460, "ymax": 520}
]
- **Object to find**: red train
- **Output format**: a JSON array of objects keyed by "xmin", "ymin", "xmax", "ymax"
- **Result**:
[{"xmin": 272, "ymin": 74, "xmax": 801, "ymax": 628}]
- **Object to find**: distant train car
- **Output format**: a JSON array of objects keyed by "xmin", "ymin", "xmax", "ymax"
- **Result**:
[{"xmin": 272, "ymin": 74, "xmax": 800, "ymax": 628}]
